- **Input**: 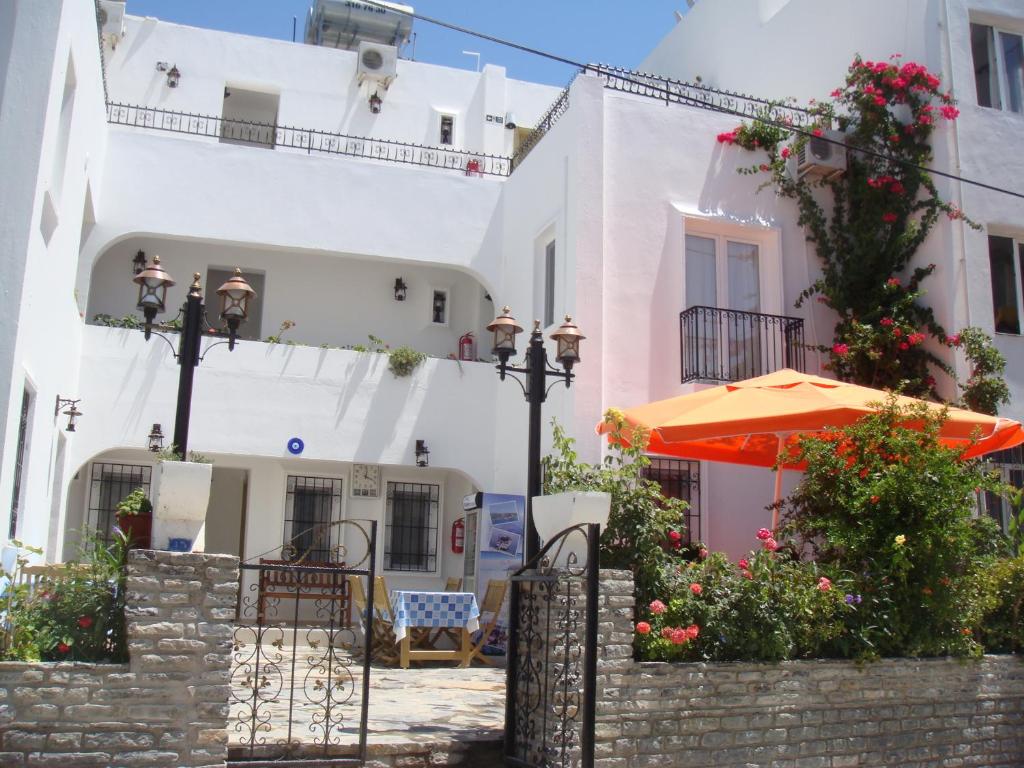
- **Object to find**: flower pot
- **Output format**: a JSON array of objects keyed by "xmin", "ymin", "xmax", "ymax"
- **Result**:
[{"xmin": 116, "ymin": 511, "xmax": 152, "ymax": 549}]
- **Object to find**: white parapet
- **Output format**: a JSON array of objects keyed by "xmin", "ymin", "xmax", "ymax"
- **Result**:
[{"xmin": 151, "ymin": 460, "xmax": 213, "ymax": 552}]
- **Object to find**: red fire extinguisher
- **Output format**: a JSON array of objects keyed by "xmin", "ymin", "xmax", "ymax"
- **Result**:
[
  {"xmin": 451, "ymin": 518, "xmax": 465, "ymax": 554},
  {"xmin": 458, "ymin": 332, "xmax": 476, "ymax": 362}
]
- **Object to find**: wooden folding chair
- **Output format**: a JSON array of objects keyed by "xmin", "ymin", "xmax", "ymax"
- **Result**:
[
  {"xmin": 444, "ymin": 577, "xmax": 462, "ymax": 592},
  {"xmin": 348, "ymin": 575, "xmax": 399, "ymax": 665},
  {"xmin": 468, "ymin": 579, "xmax": 509, "ymax": 666}
]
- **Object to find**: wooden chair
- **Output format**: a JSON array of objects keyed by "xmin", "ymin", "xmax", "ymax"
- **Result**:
[
  {"xmin": 468, "ymin": 579, "xmax": 509, "ymax": 666},
  {"xmin": 348, "ymin": 575, "xmax": 399, "ymax": 665},
  {"xmin": 444, "ymin": 577, "xmax": 463, "ymax": 592}
]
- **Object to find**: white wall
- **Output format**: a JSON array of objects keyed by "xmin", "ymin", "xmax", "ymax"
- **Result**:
[
  {"xmin": 87, "ymin": 237, "xmax": 492, "ymax": 359},
  {"xmin": 106, "ymin": 15, "xmax": 558, "ymax": 158},
  {"xmin": 0, "ymin": 0, "xmax": 109, "ymax": 557}
]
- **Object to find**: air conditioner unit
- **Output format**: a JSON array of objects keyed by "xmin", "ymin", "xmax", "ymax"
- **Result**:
[
  {"xmin": 787, "ymin": 130, "xmax": 847, "ymax": 180},
  {"xmin": 356, "ymin": 42, "xmax": 398, "ymax": 89},
  {"xmin": 98, "ymin": 0, "xmax": 126, "ymax": 46}
]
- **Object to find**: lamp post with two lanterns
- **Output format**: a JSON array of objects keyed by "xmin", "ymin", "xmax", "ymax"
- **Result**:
[
  {"xmin": 132, "ymin": 256, "xmax": 256, "ymax": 458},
  {"xmin": 485, "ymin": 307, "xmax": 585, "ymax": 562}
]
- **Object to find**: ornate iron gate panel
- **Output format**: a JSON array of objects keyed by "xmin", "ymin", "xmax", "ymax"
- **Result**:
[
  {"xmin": 230, "ymin": 520, "xmax": 377, "ymax": 765},
  {"xmin": 505, "ymin": 524, "xmax": 599, "ymax": 768}
]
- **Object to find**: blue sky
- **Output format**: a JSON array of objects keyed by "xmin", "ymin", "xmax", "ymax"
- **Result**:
[{"xmin": 125, "ymin": 1, "xmax": 686, "ymax": 86}]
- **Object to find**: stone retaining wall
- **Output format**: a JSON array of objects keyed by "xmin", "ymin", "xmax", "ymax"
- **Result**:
[
  {"xmin": 596, "ymin": 569, "xmax": 1024, "ymax": 768},
  {"xmin": 0, "ymin": 550, "xmax": 239, "ymax": 768}
]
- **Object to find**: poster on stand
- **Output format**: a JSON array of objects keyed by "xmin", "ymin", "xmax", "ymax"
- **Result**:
[{"xmin": 475, "ymin": 492, "xmax": 525, "ymax": 656}]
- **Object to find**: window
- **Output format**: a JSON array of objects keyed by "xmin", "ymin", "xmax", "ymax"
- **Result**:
[
  {"xmin": 431, "ymin": 289, "xmax": 449, "ymax": 325},
  {"xmin": 283, "ymin": 475, "xmax": 344, "ymax": 563},
  {"xmin": 971, "ymin": 22, "xmax": 1024, "ymax": 112},
  {"xmin": 87, "ymin": 463, "xmax": 151, "ymax": 543},
  {"xmin": 384, "ymin": 481, "xmax": 439, "ymax": 572},
  {"xmin": 640, "ymin": 458, "xmax": 701, "ymax": 544},
  {"xmin": 988, "ymin": 234, "xmax": 1023, "ymax": 334},
  {"xmin": 543, "ymin": 240, "xmax": 556, "ymax": 327},
  {"xmin": 8, "ymin": 389, "xmax": 32, "ymax": 538},
  {"xmin": 206, "ymin": 267, "xmax": 265, "ymax": 340},
  {"xmin": 439, "ymin": 115, "xmax": 454, "ymax": 145},
  {"xmin": 981, "ymin": 445, "xmax": 1024, "ymax": 535},
  {"xmin": 220, "ymin": 86, "xmax": 279, "ymax": 148}
]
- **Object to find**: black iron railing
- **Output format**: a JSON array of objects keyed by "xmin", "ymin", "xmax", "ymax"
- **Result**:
[
  {"xmin": 510, "ymin": 73, "xmax": 578, "ymax": 170},
  {"xmin": 107, "ymin": 102, "xmax": 512, "ymax": 177},
  {"xmin": 680, "ymin": 305, "xmax": 805, "ymax": 383}
]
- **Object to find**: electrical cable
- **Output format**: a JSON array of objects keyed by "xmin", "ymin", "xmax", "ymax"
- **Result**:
[{"xmin": 358, "ymin": 0, "xmax": 1024, "ymax": 200}]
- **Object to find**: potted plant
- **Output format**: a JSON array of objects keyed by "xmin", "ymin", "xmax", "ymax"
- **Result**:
[{"xmin": 115, "ymin": 487, "xmax": 153, "ymax": 549}]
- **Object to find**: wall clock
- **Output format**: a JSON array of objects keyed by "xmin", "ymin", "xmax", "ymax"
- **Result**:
[{"xmin": 351, "ymin": 463, "xmax": 380, "ymax": 498}]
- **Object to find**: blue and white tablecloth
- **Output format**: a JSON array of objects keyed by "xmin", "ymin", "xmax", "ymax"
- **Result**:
[{"xmin": 389, "ymin": 591, "xmax": 480, "ymax": 643}]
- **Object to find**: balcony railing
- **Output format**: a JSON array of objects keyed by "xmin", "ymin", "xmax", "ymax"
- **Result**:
[
  {"xmin": 106, "ymin": 102, "xmax": 512, "ymax": 177},
  {"xmin": 680, "ymin": 306, "xmax": 805, "ymax": 383}
]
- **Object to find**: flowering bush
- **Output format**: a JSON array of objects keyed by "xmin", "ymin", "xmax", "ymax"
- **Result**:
[
  {"xmin": 719, "ymin": 55, "xmax": 1007, "ymax": 413},
  {"xmin": 782, "ymin": 397, "xmax": 1004, "ymax": 657},
  {"xmin": 634, "ymin": 531, "xmax": 857, "ymax": 662},
  {"xmin": 1, "ymin": 532, "xmax": 129, "ymax": 662}
]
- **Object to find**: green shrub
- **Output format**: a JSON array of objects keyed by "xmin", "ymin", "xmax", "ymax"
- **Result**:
[
  {"xmin": 387, "ymin": 345, "xmax": 426, "ymax": 377},
  {"xmin": 974, "ymin": 555, "xmax": 1024, "ymax": 654}
]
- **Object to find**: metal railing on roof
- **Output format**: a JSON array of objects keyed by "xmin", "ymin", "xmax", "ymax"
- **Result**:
[
  {"xmin": 510, "ymin": 72, "xmax": 579, "ymax": 170},
  {"xmin": 106, "ymin": 102, "xmax": 513, "ymax": 177}
]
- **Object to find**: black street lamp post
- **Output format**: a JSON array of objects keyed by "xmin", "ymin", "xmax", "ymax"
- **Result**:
[
  {"xmin": 133, "ymin": 257, "xmax": 256, "ymax": 458},
  {"xmin": 486, "ymin": 307, "xmax": 585, "ymax": 561}
]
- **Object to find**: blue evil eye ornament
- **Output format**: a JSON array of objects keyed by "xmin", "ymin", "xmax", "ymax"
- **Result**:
[{"xmin": 287, "ymin": 437, "xmax": 304, "ymax": 455}]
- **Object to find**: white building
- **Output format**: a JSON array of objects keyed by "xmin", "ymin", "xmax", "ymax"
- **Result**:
[{"xmin": 1, "ymin": 0, "xmax": 1021, "ymax": 574}]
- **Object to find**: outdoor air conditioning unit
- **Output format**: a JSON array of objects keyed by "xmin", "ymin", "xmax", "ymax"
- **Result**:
[
  {"xmin": 787, "ymin": 130, "xmax": 847, "ymax": 180},
  {"xmin": 98, "ymin": 0, "xmax": 126, "ymax": 48},
  {"xmin": 356, "ymin": 42, "xmax": 398, "ymax": 89}
]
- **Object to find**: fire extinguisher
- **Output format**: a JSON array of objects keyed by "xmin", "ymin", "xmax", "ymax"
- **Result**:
[
  {"xmin": 458, "ymin": 332, "xmax": 476, "ymax": 362},
  {"xmin": 451, "ymin": 518, "xmax": 465, "ymax": 554}
]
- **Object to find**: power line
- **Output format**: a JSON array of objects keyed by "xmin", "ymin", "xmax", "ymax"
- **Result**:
[{"xmin": 361, "ymin": 0, "xmax": 1024, "ymax": 201}]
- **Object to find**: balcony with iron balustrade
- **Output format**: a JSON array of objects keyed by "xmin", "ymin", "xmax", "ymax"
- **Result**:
[{"xmin": 679, "ymin": 306, "xmax": 806, "ymax": 384}]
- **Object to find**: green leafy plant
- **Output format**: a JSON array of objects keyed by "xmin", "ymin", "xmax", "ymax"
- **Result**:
[
  {"xmin": 781, "ymin": 396, "xmax": 1003, "ymax": 657},
  {"xmin": 973, "ymin": 554, "xmax": 1024, "ymax": 654},
  {"xmin": 264, "ymin": 319, "xmax": 296, "ymax": 344},
  {"xmin": 115, "ymin": 487, "xmax": 152, "ymax": 516},
  {"xmin": 720, "ymin": 55, "xmax": 1008, "ymax": 413},
  {"xmin": 154, "ymin": 445, "xmax": 212, "ymax": 464},
  {"xmin": 542, "ymin": 411, "xmax": 689, "ymax": 610},
  {"xmin": 387, "ymin": 345, "xmax": 426, "ymax": 377}
]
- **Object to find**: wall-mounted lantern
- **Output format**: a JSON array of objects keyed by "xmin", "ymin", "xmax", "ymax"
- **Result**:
[
  {"xmin": 148, "ymin": 423, "xmax": 164, "ymax": 452},
  {"xmin": 394, "ymin": 277, "xmax": 408, "ymax": 301},
  {"xmin": 166, "ymin": 65, "xmax": 181, "ymax": 88},
  {"xmin": 415, "ymin": 439, "xmax": 430, "ymax": 467},
  {"xmin": 55, "ymin": 396, "xmax": 82, "ymax": 432},
  {"xmin": 369, "ymin": 92, "xmax": 382, "ymax": 114},
  {"xmin": 132, "ymin": 249, "xmax": 147, "ymax": 276}
]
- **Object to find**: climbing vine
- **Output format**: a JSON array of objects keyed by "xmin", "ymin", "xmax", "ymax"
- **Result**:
[{"xmin": 718, "ymin": 55, "xmax": 1008, "ymax": 413}]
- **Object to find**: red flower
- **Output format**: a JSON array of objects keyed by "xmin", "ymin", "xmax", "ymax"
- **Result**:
[
  {"xmin": 832, "ymin": 343, "xmax": 849, "ymax": 357},
  {"xmin": 941, "ymin": 106, "xmax": 960, "ymax": 121},
  {"xmin": 873, "ymin": 95, "xmax": 887, "ymax": 107},
  {"xmin": 756, "ymin": 528, "xmax": 773, "ymax": 541},
  {"xmin": 741, "ymin": 569, "xmax": 753, "ymax": 580},
  {"xmin": 859, "ymin": 468, "xmax": 869, "ymax": 478},
  {"xmin": 817, "ymin": 577, "xmax": 832, "ymax": 592},
  {"xmin": 922, "ymin": 586, "xmax": 933, "ymax": 596},
  {"xmin": 870, "ymin": 495, "xmax": 880, "ymax": 504},
  {"xmin": 670, "ymin": 628, "xmax": 689, "ymax": 645},
  {"xmin": 685, "ymin": 624, "xmax": 700, "ymax": 640},
  {"xmin": 889, "ymin": 182, "xmax": 905, "ymax": 194},
  {"xmin": 908, "ymin": 332, "xmax": 925, "ymax": 346},
  {"xmin": 738, "ymin": 558, "xmax": 750, "ymax": 570},
  {"xmin": 830, "ymin": 89, "xmax": 843, "ymax": 99},
  {"xmin": 780, "ymin": 146, "xmax": 791, "ymax": 159},
  {"xmin": 889, "ymin": 134, "xmax": 901, "ymax": 143},
  {"xmin": 698, "ymin": 548, "xmax": 708, "ymax": 560},
  {"xmin": 636, "ymin": 621, "xmax": 651, "ymax": 635},
  {"xmin": 886, "ymin": 277, "xmax": 901, "ymax": 288},
  {"xmin": 661, "ymin": 627, "xmax": 674, "ymax": 639},
  {"xmin": 57, "ymin": 643, "xmax": 70, "ymax": 654},
  {"xmin": 689, "ymin": 583, "xmax": 703, "ymax": 596},
  {"xmin": 892, "ymin": 327, "xmax": 903, "ymax": 337},
  {"xmin": 946, "ymin": 333, "xmax": 961, "ymax": 346},
  {"xmin": 649, "ymin": 599, "xmax": 667, "ymax": 615},
  {"xmin": 668, "ymin": 530, "xmax": 682, "ymax": 542},
  {"xmin": 812, "ymin": 128, "xmax": 823, "ymax": 137},
  {"xmin": 77, "ymin": 616, "xmax": 93, "ymax": 630},
  {"xmin": 961, "ymin": 627, "xmax": 972, "ymax": 636},
  {"xmin": 880, "ymin": 317, "xmax": 894, "ymax": 327},
  {"xmin": 899, "ymin": 342, "xmax": 910, "ymax": 351},
  {"xmin": 759, "ymin": 163, "xmax": 770, "ymax": 172},
  {"xmin": 882, "ymin": 212, "xmax": 898, "ymax": 223},
  {"xmin": 763, "ymin": 538, "xmax": 779, "ymax": 552}
]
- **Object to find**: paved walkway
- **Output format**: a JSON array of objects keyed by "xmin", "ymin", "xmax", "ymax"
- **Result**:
[{"xmin": 229, "ymin": 632, "xmax": 506, "ymax": 755}]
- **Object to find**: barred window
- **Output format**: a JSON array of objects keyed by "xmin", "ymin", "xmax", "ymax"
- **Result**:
[
  {"xmin": 384, "ymin": 482, "xmax": 439, "ymax": 572},
  {"xmin": 88, "ymin": 463, "xmax": 152, "ymax": 544},
  {"xmin": 283, "ymin": 476, "xmax": 344, "ymax": 562},
  {"xmin": 982, "ymin": 445, "xmax": 1024, "ymax": 535},
  {"xmin": 641, "ymin": 457, "xmax": 701, "ymax": 543}
]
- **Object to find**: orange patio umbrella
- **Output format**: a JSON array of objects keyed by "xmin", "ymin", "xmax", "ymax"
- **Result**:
[{"xmin": 598, "ymin": 369, "xmax": 1024, "ymax": 529}]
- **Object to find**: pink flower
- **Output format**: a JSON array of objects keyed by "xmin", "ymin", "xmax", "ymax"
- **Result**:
[
  {"xmin": 759, "ymin": 163, "xmax": 770, "ymax": 172},
  {"xmin": 698, "ymin": 548, "xmax": 708, "ymax": 560},
  {"xmin": 882, "ymin": 212, "xmax": 898, "ymax": 223},
  {"xmin": 873, "ymin": 95, "xmax": 887, "ymax": 106},
  {"xmin": 686, "ymin": 624, "xmax": 700, "ymax": 639},
  {"xmin": 738, "ymin": 558, "xmax": 750, "ymax": 570},
  {"xmin": 690, "ymin": 583, "xmax": 703, "ymax": 596},
  {"xmin": 649, "ymin": 599, "xmax": 667, "ymax": 615},
  {"xmin": 756, "ymin": 528, "xmax": 773, "ymax": 541},
  {"xmin": 661, "ymin": 627, "xmax": 674, "ymax": 639},
  {"xmin": 880, "ymin": 317, "xmax": 894, "ymax": 327},
  {"xmin": 908, "ymin": 332, "xmax": 925, "ymax": 346},
  {"xmin": 832, "ymin": 343, "xmax": 849, "ymax": 357},
  {"xmin": 818, "ymin": 577, "xmax": 832, "ymax": 592},
  {"xmin": 830, "ymin": 88, "xmax": 843, "ymax": 99},
  {"xmin": 892, "ymin": 77, "xmax": 907, "ymax": 89},
  {"xmin": 946, "ymin": 333, "xmax": 961, "ymax": 347},
  {"xmin": 670, "ymin": 628, "xmax": 689, "ymax": 645},
  {"xmin": 764, "ymin": 538, "xmax": 779, "ymax": 552},
  {"xmin": 716, "ymin": 131, "xmax": 737, "ymax": 145},
  {"xmin": 636, "ymin": 621, "xmax": 651, "ymax": 635},
  {"xmin": 886, "ymin": 277, "xmax": 901, "ymax": 288},
  {"xmin": 940, "ymin": 105, "xmax": 960, "ymax": 120}
]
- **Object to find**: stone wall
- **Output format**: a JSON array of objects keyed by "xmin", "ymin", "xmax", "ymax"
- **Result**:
[
  {"xmin": 596, "ymin": 569, "xmax": 1024, "ymax": 768},
  {"xmin": 0, "ymin": 550, "xmax": 239, "ymax": 768}
]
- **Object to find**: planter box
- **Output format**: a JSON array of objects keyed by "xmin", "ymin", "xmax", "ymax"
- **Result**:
[{"xmin": 151, "ymin": 460, "xmax": 212, "ymax": 552}]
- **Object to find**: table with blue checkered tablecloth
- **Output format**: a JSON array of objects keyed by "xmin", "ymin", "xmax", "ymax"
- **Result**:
[{"xmin": 389, "ymin": 591, "xmax": 480, "ymax": 643}]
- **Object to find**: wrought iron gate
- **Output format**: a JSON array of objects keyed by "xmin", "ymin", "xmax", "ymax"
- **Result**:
[
  {"xmin": 230, "ymin": 520, "xmax": 377, "ymax": 765},
  {"xmin": 504, "ymin": 523, "xmax": 599, "ymax": 768}
]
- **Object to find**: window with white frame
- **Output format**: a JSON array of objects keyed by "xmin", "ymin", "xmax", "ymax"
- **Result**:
[
  {"xmin": 384, "ymin": 481, "xmax": 439, "ymax": 572},
  {"xmin": 988, "ymin": 234, "xmax": 1023, "ymax": 334},
  {"xmin": 971, "ymin": 22, "xmax": 1024, "ymax": 112},
  {"xmin": 439, "ymin": 114, "xmax": 455, "ymax": 146},
  {"xmin": 431, "ymin": 288, "xmax": 449, "ymax": 325}
]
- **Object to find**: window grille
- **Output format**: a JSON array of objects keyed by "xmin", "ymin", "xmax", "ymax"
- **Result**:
[
  {"xmin": 283, "ymin": 475, "xmax": 344, "ymax": 562},
  {"xmin": 641, "ymin": 457, "xmax": 701, "ymax": 543},
  {"xmin": 982, "ymin": 445, "xmax": 1024, "ymax": 535},
  {"xmin": 87, "ymin": 463, "xmax": 152, "ymax": 543},
  {"xmin": 384, "ymin": 482, "xmax": 439, "ymax": 572},
  {"xmin": 544, "ymin": 240, "xmax": 556, "ymax": 327}
]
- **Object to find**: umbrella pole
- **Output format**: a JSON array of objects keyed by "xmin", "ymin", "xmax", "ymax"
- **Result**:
[{"xmin": 771, "ymin": 434, "xmax": 785, "ymax": 531}]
